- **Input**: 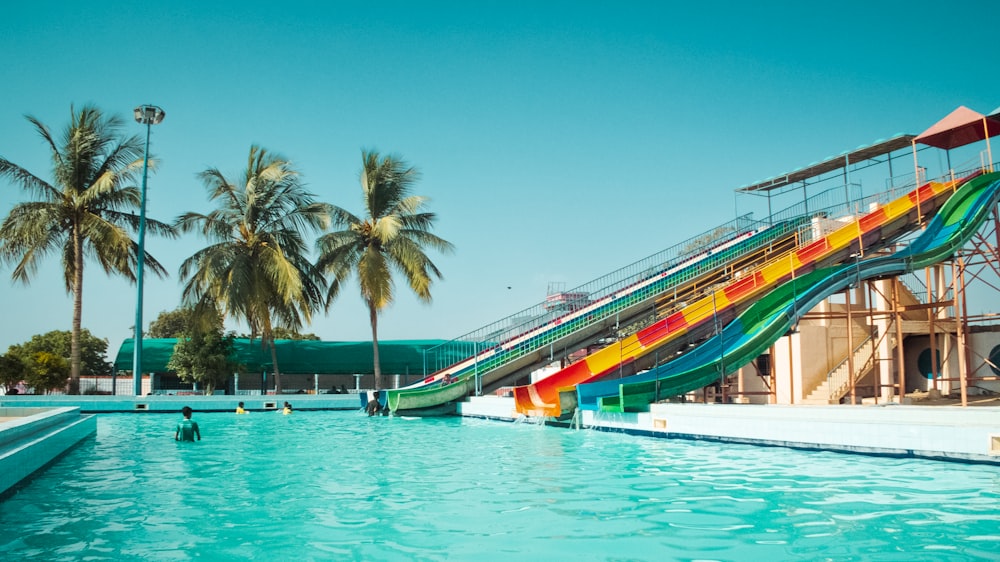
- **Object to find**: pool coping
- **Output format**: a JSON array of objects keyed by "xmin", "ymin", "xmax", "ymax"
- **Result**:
[
  {"xmin": 0, "ymin": 407, "xmax": 97, "ymax": 497},
  {"xmin": 458, "ymin": 396, "xmax": 1000, "ymax": 466},
  {"xmin": 2, "ymin": 395, "xmax": 997, "ymax": 466},
  {"xmin": 0, "ymin": 394, "xmax": 363, "ymax": 413}
]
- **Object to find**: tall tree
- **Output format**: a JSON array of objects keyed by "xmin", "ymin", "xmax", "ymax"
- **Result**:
[
  {"xmin": 167, "ymin": 327, "xmax": 242, "ymax": 395},
  {"xmin": 0, "ymin": 105, "xmax": 174, "ymax": 393},
  {"xmin": 176, "ymin": 145, "xmax": 328, "ymax": 393},
  {"xmin": 0, "ymin": 353, "xmax": 27, "ymax": 394},
  {"xmin": 148, "ymin": 305, "xmax": 223, "ymax": 338},
  {"xmin": 7, "ymin": 329, "xmax": 112, "ymax": 379},
  {"xmin": 315, "ymin": 151, "xmax": 453, "ymax": 390},
  {"xmin": 25, "ymin": 351, "xmax": 70, "ymax": 394},
  {"xmin": 240, "ymin": 327, "xmax": 321, "ymax": 341}
]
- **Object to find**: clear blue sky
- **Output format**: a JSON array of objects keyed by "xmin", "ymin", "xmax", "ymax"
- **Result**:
[{"xmin": 2, "ymin": 0, "xmax": 997, "ymax": 359}]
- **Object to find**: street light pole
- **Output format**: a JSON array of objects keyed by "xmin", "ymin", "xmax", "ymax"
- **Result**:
[{"xmin": 132, "ymin": 105, "xmax": 165, "ymax": 396}]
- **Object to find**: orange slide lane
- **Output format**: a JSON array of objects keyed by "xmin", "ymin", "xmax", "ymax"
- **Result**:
[{"xmin": 513, "ymin": 178, "xmax": 960, "ymax": 417}]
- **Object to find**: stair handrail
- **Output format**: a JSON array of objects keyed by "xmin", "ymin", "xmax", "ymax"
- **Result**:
[{"xmin": 826, "ymin": 330, "xmax": 877, "ymax": 402}]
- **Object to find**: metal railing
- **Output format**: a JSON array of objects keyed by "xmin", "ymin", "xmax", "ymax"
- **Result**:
[
  {"xmin": 422, "ymin": 213, "xmax": 772, "ymax": 373},
  {"xmin": 826, "ymin": 332, "xmax": 876, "ymax": 402},
  {"xmin": 899, "ymin": 272, "xmax": 927, "ymax": 305},
  {"xmin": 420, "ymin": 174, "xmax": 935, "ymax": 381},
  {"xmin": 767, "ymin": 182, "xmax": 863, "ymax": 225}
]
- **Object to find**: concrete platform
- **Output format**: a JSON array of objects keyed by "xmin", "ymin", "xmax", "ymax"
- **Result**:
[
  {"xmin": 458, "ymin": 396, "xmax": 1000, "ymax": 465},
  {"xmin": 0, "ymin": 407, "xmax": 97, "ymax": 496},
  {"xmin": 0, "ymin": 393, "xmax": 364, "ymax": 413}
]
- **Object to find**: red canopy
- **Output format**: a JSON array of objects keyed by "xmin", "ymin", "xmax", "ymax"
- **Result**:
[{"xmin": 914, "ymin": 106, "xmax": 1000, "ymax": 150}]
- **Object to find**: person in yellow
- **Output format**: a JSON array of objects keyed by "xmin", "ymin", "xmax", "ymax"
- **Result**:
[
  {"xmin": 282, "ymin": 401, "xmax": 292, "ymax": 415},
  {"xmin": 236, "ymin": 401, "xmax": 247, "ymax": 414}
]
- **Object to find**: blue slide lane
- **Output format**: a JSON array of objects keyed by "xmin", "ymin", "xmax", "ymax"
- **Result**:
[{"xmin": 578, "ymin": 172, "xmax": 1000, "ymax": 412}]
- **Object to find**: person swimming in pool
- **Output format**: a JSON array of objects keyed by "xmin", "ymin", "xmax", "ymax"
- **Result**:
[
  {"xmin": 366, "ymin": 392, "xmax": 383, "ymax": 416},
  {"xmin": 236, "ymin": 401, "xmax": 247, "ymax": 414},
  {"xmin": 282, "ymin": 401, "xmax": 292, "ymax": 415},
  {"xmin": 175, "ymin": 406, "xmax": 201, "ymax": 442}
]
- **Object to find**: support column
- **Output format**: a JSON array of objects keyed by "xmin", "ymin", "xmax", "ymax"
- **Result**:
[
  {"xmin": 954, "ymin": 258, "xmax": 970, "ymax": 407},
  {"xmin": 816, "ymin": 298, "xmax": 830, "ymax": 327},
  {"xmin": 845, "ymin": 288, "xmax": 856, "ymax": 405},
  {"xmin": 769, "ymin": 345, "xmax": 777, "ymax": 404},
  {"xmin": 788, "ymin": 333, "xmax": 797, "ymax": 405},
  {"xmin": 852, "ymin": 285, "xmax": 866, "ymax": 309},
  {"xmin": 927, "ymin": 266, "xmax": 938, "ymax": 392},
  {"xmin": 867, "ymin": 281, "xmax": 879, "ymax": 404},
  {"xmin": 892, "ymin": 278, "xmax": 906, "ymax": 403},
  {"xmin": 872, "ymin": 279, "xmax": 894, "ymax": 403},
  {"xmin": 773, "ymin": 332, "xmax": 802, "ymax": 404},
  {"xmin": 936, "ymin": 264, "xmax": 953, "ymax": 395}
]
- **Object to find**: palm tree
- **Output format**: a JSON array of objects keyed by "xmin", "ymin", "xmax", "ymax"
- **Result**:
[
  {"xmin": 0, "ymin": 105, "xmax": 174, "ymax": 393},
  {"xmin": 316, "ymin": 150, "xmax": 454, "ymax": 391},
  {"xmin": 176, "ymin": 145, "xmax": 328, "ymax": 393}
]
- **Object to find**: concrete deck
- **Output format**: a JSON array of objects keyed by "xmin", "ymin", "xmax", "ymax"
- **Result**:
[{"xmin": 458, "ymin": 396, "xmax": 1000, "ymax": 465}]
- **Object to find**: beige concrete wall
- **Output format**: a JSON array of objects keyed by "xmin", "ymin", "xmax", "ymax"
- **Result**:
[{"xmin": 905, "ymin": 331, "xmax": 1000, "ymax": 395}]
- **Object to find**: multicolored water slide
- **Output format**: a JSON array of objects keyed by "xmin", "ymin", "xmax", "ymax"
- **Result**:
[
  {"xmin": 516, "ymin": 175, "xmax": 967, "ymax": 417},
  {"xmin": 583, "ymin": 171, "xmax": 1000, "ymax": 412},
  {"xmin": 386, "ymin": 219, "xmax": 808, "ymax": 413}
]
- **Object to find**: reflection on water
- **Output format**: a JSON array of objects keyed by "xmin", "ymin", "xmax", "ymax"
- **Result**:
[{"xmin": 1, "ymin": 411, "xmax": 998, "ymax": 560}]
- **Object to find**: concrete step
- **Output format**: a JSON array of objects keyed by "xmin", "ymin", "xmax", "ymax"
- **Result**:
[{"xmin": 0, "ymin": 407, "xmax": 96, "ymax": 496}]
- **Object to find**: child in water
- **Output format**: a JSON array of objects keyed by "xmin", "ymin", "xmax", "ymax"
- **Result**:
[
  {"xmin": 236, "ymin": 401, "xmax": 247, "ymax": 414},
  {"xmin": 365, "ymin": 392, "xmax": 385, "ymax": 416},
  {"xmin": 282, "ymin": 401, "xmax": 292, "ymax": 415},
  {"xmin": 175, "ymin": 406, "xmax": 201, "ymax": 441}
]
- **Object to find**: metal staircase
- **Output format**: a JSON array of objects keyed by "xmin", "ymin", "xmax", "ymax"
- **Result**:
[{"xmin": 800, "ymin": 275, "xmax": 928, "ymax": 404}]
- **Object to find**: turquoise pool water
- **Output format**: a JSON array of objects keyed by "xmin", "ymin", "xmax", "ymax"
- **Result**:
[{"xmin": 1, "ymin": 411, "xmax": 999, "ymax": 560}]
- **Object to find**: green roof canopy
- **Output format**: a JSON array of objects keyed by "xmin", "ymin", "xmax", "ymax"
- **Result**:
[{"xmin": 114, "ymin": 338, "xmax": 464, "ymax": 376}]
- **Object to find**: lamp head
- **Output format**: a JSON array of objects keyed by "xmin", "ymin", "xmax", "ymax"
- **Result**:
[{"xmin": 134, "ymin": 105, "xmax": 165, "ymax": 125}]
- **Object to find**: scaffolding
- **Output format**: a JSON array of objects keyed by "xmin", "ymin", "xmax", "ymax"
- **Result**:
[
  {"xmin": 727, "ymin": 106, "xmax": 1000, "ymax": 408},
  {"xmin": 727, "ymin": 199, "xmax": 1000, "ymax": 407}
]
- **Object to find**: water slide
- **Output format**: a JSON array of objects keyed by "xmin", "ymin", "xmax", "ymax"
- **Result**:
[
  {"xmin": 386, "ymin": 217, "xmax": 808, "ymax": 414},
  {"xmin": 515, "ymin": 175, "xmax": 969, "ymax": 417},
  {"xmin": 581, "ymin": 171, "xmax": 1000, "ymax": 412}
]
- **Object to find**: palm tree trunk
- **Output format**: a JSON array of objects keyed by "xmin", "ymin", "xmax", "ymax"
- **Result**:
[
  {"xmin": 69, "ymin": 227, "xmax": 83, "ymax": 395},
  {"xmin": 262, "ymin": 315, "xmax": 282, "ymax": 393},
  {"xmin": 369, "ymin": 302, "xmax": 381, "ymax": 391},
  {"xmin": 269, "ymin": 340, "xmax": 281, "ymax": 394}
]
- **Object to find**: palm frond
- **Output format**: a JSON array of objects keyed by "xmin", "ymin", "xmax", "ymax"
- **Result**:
[
  {"xmin": 24, "ymin": 114, "xmax": 62, "ymax": 169},
  {"xmin": 357, "ymin": 247, "xmax": 393, "ymax": 310},
  {"xmin": 0, "ymin": 158, "xmax": 61, "ymax": 202},
  {"xmin": 0, "ymin": 202, "xmax": 66, "ymax": 284}
]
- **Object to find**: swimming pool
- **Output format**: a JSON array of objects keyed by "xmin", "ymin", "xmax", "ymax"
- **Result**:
[{"xmin": 1, "ymin": 411, "xmax": 998, "ymax": 560}]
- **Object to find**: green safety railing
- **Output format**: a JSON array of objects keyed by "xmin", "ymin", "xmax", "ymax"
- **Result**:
[
  {"xmin": 418, "ymin": 180, "xmax": 931, "ymax": 382},
  {"xmin": 420, "ymin": 213, "xmax": 757, "ymax": 374}
]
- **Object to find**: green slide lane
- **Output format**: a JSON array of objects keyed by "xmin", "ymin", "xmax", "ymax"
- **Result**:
[{"xmin": 587, "ymin": 171, "xmax": 1000, "ymax": 412}]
